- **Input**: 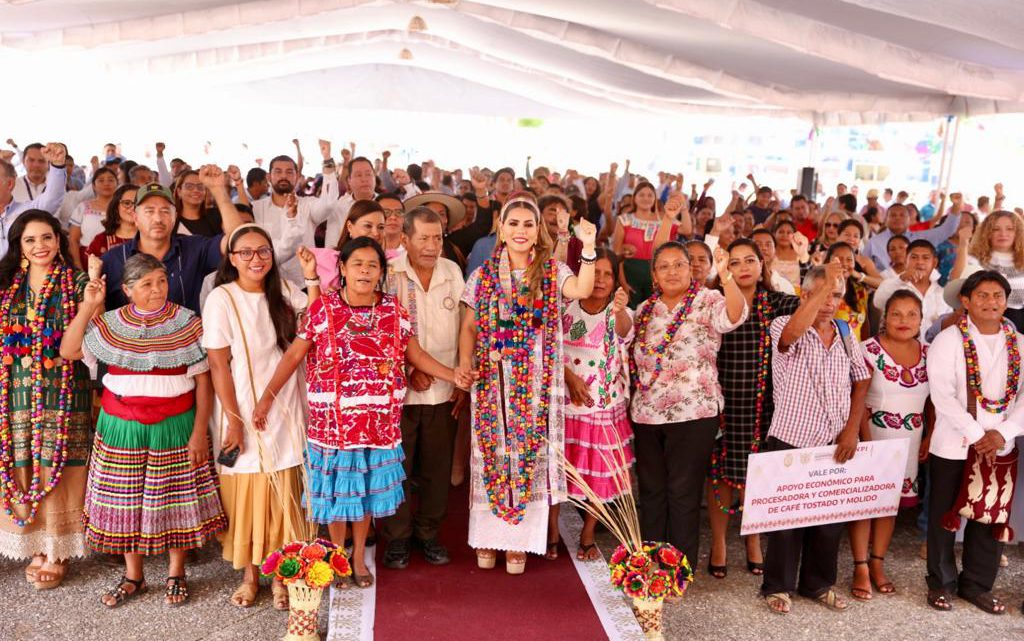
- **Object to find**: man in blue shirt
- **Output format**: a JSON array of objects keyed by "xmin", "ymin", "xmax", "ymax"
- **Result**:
[
  {"xmin": 102, "ymin": 165, "xmax": 242, "ymax": 314},
  {"xmin": 863, "ymin": 202, "xmax": 961, "ymax": 272}
]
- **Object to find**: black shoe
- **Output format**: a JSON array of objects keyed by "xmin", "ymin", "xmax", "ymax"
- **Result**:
[
  {"xmin": 383, "ymin": 538, "xmax": 411, "ymax": 570},
  {"xmin": 417, "ymin": 537, "xmax": 451, "ymax": 566}
]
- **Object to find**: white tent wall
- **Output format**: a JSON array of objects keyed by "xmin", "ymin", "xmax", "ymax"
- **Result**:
[{"xmin": 3, "ymin": 0, "xmax": 1024, "ymax": 202}]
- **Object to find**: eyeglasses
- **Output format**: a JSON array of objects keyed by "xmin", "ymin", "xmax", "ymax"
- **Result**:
[
  {"xmin": 383, "ymin": 208, "xmax": 405, "ymax": 218},
  {"xmin": 824, "ymin": 223, "xmax": 839, "ymax": 228},
  {"xmin": 119, "ymin": 199, "xmax": 136, "ymax": 209},
  {"xmin": 231, "ymin": 247, "xmax": 273, "ymax": 261},
  {"xmin": 181, "ymin": 183, "xmax": 205, "ymax": 192},
  {"xmin": 655, "ymin": 260, "xmax": 690, "ymax": 272}
]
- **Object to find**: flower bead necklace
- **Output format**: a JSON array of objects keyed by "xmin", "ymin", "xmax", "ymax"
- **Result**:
[
  {"xmin": 709, "ymin": 289, "xmax": 772, "ymax": 515},
  {"xmin": 472, "ymin": 248, "xmax": 558, "ymax": 524},
  {"xmin": 0, "ymin": 262, "xmax": 77, "ymax": 527},
  {"xmin": 629, "ymin": 282, "xmax": 699, "ymax": 394},
  {"xmin": 958, "ymin": 315, "xmax": 1021, "ymax": 414}
]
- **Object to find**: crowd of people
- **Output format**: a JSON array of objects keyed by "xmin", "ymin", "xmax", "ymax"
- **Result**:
[{"xmin": 1, "ymin": 137, "xmax": 1023, "ymax": 620}]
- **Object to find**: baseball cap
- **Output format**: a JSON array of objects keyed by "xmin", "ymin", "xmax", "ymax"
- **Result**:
[{"xmin": 135, "ymin": 182, "xmax": 174, "ymax": 207}]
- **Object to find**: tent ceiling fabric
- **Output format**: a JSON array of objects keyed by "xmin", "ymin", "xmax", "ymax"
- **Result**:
[{"xmin": 2, "ymin": 0, "xmax": 1024, "ymax": 123}]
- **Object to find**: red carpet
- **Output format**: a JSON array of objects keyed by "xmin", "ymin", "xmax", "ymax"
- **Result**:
[{"xmin": 373, "ymin": 484, "xmax": 609, "ymax": 641}]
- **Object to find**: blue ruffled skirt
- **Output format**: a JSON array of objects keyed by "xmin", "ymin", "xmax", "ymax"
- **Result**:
[{"xmin": 305, "ymin": 443, "xmax": 406, "ymax": 524}]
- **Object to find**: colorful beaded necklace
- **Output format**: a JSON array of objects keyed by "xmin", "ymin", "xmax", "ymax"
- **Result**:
[
  {"xmin": 0, "ymin": 262, "xmax": 77, "ymax": 527},
  {"xmin": 709, "ymin": 289, "xmax": 772, "ymax": 515},
  {"xmin": 629, "ymin": 282, "xmax": 699, "ymax": 394},
  {"xmin": 958, "ymin": 315, "xmax": 1021, "ymax": 414},
  {"xmin": 473, "ymin": 248, "xmax": 559, "ymax": 524}
]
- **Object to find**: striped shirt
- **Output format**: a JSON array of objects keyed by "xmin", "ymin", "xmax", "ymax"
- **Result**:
[{"xmin": 767, "ymin": 315, "xmax": 871, "ymax": 448}]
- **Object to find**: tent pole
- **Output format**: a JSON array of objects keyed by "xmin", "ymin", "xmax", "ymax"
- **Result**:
[
  {"xmin": 934, "ymin": 115, "xmax": 953, "ymax": 193},
  {"xmin": 943, "ymin": 116, "xmax": 960, "ymax": 195}
]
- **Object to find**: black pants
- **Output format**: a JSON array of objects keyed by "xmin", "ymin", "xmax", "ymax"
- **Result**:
[
  {"xmin": 633, "ymin": 415, "xmax": 718, "ymax": 569},
  {"xmin": 926, "ymin": 454, "xmax": 1003, "ymax": 597},
  {"xmin": 760, "ymin": 437, "xmax": 844, "ymax": 598},
  {"xmin": 381, "ymin": 403, "xmax": 457, "ymax": 542}
]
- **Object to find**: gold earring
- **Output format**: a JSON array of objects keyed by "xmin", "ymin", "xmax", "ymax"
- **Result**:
[{"xmin": 20, "ymin": 256, "xmax": 28, "ymax": 270}]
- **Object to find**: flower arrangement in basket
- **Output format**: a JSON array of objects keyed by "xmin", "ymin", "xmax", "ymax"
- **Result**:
[
  {"xmin": 261, "ymin": 538, "xmax": 352, "ymax": 588},
  {"xmin": 549, "ymin": 436, "xmax": 692, "ymax": 640},
  {"xmin": 262, "ymin": 539, "xmax": 353, "ymax": 641},
  {"xmin": 608, "ymin": 541, "xmax": 693, "ymax": 601}
]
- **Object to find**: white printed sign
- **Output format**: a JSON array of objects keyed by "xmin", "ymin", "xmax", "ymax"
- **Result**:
[{"xmin": 740, "ymin": 439, "xmax": 909, "ymax": 535}]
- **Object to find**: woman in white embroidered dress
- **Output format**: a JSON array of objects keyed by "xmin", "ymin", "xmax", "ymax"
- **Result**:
[
  {"xmin": 847, "ymin": 290, "xmax": 931, "ymax": 601},
  {"xmin": 458, "ymin": 193, "xmax": 597, "ymax": 575}
]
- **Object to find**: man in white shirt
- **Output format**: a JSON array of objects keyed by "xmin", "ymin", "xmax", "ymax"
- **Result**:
[
  {"xmin": 926, "ymin": 270, "xmax": 1024, "ymax": 615},
  {"xmin": 0, "ymin": 144, "xmax": 68, "ymax": 256},
  {"xmin": 325, "ymin": 155, "xmax": 377, "ymax": 249},
  {"xmin": 251, "ymin": 154, "xmax": 340, "ymax": 286},
  {"xmin": 381, "ymin": 207, "xmax": 465, "ymax": 570},
  {"xmin": 872, "ymin": 240, "xmax": 951, "ymax": 343},
  {"xmin": 12, "ymin": 143, "xmax": 49, "ymax": 203}
]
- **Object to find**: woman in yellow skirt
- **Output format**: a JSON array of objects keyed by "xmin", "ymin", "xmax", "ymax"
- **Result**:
[{"xmin": 203, "ymin": 224, "xmax": 315, "ymax": 609}]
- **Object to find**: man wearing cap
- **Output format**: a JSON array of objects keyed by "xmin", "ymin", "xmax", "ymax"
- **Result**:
[
  {"xmin": 101, "ymin": 166, "xmax": 243, "ymax": 314},
  {"xmin": 382, "ymin": 206, "xmax": 466, "ymax": 570},
  {"xmin": 0, "ymin": 143, "xmax": 68, "ymax": 256},
  {"xmin": 864, "ymin": 200, "xmax": 963, "ymax": 272},
  {"xmin": 860, "ymin": 189, "xmax": 886, "ymax": 218}
]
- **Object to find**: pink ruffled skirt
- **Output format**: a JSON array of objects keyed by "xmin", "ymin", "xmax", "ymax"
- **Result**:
[{"xmin": 564, "ymin": 403, "xmax": 634, "ymax": 502}]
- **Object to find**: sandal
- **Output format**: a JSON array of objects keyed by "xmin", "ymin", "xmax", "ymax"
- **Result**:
[
  {"xmin": 33, "ymin": 560, "xmax": 68, "ymax": 591},
  {"xmin": 24, "ymin": 555, "xmax": 44, "ymax": 583},
  {"xmin": 927, "ymin": 589, "xmax": 953, "ymax": 611},
  {"xmin": 746, "ymin": 559, "xmax": 765, "ymax": 576},
  {"xmin": 101, "ymin": 575, "xmax": 148, "ymax": 608},
  {"xmin": 506, "ymin": 551, "xmax": 526, "ymax": 575},
  {"xmin": 577, "ymin": 541, "xmax": 600, "ymax": 562},
  {"xmin": 165, "ymin": 575, "xmax": 190, "ymax": 606},
  {"xmin": 476, "ymin": 549, "xmax": 497, "ymax": 570},
  {"xmin": 544, "ymin": 540, "xmax": 559, "ymax": 561},
  {"xmin": 765, "ymin": 592, "xmax": 791, "ymax": 615},
  {"xmin": 353, "ymin": 569, "xmax": 375, "ymax": 589},
  {"xmin": 707, "ymin": 561, "xmax": 727, "ymax": 580},
  {"xmin": 959, "ymin": 590, "xmax": 1006, "ymax": 615},
  {"xmin": 230, "ymin": 581, "xmax": 259, "ymax": 608},
  {"xmin": 850, "ymin": 559, "xmax": 872, "ymax": 601},
  {"xmin": 815, "ymin": 587, "xmax": 849, "ymax": 611},
  {"xmin": 271, "ymin": 580, "xmax": 289, "ymax": 610},
  {"xmin": 869, "ymin": 555, "xmax": 895, "ymax": 594}
]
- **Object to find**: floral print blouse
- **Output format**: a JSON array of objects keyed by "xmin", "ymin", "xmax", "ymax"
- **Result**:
[{"xmin": 629, "ymin": 288, "xmax": 747, "ymax": 425}]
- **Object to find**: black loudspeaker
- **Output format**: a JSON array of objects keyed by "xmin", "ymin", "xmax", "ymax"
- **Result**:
[{"xmin": 799, "ymin": 167, "xmax": 817, "ymax": 199}]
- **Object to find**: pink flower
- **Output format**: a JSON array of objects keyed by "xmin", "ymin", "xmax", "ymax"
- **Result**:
[
  {"xmin": 260, "ymin": 551, "xmax": 283, "ymax": 576},
  {"xmin": 622, "ymin": 571, "xmax": 648, "ymax": 598}
]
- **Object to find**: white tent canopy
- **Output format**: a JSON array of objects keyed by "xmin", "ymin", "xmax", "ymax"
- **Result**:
[{"xmin": 3, "ymin": 0, "xmax": 1024, "ymax": 124}]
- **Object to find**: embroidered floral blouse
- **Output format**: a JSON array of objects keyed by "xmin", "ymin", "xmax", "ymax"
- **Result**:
[
  {"xmin": 629, "ymin": 288, "xmax": 747, "ymax": 425},
  {"xmin": 297, "ymin": 291, "xmax": 412, "ymax": 450}
]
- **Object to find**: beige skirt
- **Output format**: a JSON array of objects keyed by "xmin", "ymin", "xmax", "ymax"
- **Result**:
[
  {"xmin": 217, "ymin": 465, "xmax": 310, "ymax": 569},
  {"xmin": 0, "ymin": 466, "xmax": 88, "ymax": 562}
]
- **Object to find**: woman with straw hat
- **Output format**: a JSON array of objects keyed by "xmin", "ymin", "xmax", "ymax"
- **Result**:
[{"xmin": 202, "ymin": 224, "xmax": 316, "ymax": 609}]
